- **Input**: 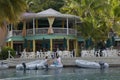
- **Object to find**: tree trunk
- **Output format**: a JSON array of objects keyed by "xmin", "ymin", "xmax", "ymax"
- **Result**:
[{"xmin": 0, "ymin": 25, "xmax": 7, "ymax": 47}]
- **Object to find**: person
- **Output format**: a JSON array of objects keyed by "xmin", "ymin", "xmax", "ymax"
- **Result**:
[
  {"xmin": 44, "ymin": 56, "xmax": 53, "ymax": 68},
  {"xmin": 53, "ymin": 55, "xmax": 62, "ymax": 65},
  {"xmin": 57, "ymin": 55, "xmax": 62, "ymax": 65},
  {"xmin": 44, "ymin": 56, "xmax": 49, "ymax": 68}
]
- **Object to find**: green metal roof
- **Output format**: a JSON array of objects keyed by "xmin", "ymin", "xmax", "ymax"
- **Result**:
[
  {"xmin": 6, "ymin": 36, "xmax": 24, "ymax": 42},
  {"xmin": 77, "ymin": 37, "xmax": 84, "ymax": 41},
  {"xmin": 6, "ymin": 34, "xmax": 77, "ymax": 42}
]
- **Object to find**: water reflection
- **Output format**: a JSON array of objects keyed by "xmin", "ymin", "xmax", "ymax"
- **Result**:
[{"xmin": 0, "ymin": 68, "xmax": 120, "ymax": 80}]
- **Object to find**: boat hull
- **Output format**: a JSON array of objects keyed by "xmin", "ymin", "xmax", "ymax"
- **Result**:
[
  {"xmin": 75, "ymin": 60, "xmax": 109, "ymax": 69},
  {"xmin": 16, "ymin": 60, "xmax": 63, "ymax": 70}
]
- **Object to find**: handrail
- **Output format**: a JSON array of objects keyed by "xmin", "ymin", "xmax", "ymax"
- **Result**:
[{"xmin": 7, "ymin": 28, "xmax": 78, "ymax": 37}]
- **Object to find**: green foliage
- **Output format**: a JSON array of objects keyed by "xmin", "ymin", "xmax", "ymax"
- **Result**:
[
  {"xmin": 61, "ymin": 0, "xmax": 120, "ymax": 43},
  {"xmin": 0, "ymin": 47, "xmax": 15, "ymax": 60},
  {"xmin": 26, "ymin": 0, "xmax": 64, "ymax": 12},
  {"xmin": 0, "ymin": 0, "xmax": 27, "ymax": 25},
  {"xmin": 114, "ymin": 5, "xmax": 120, "ymax": 17}
]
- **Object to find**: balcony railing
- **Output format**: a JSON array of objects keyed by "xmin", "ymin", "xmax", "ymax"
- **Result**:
[
  {"xmin": 7, "ymin": 28, "xmax": 78, "ymax": 37},
  {"xmin": 12, "ymin": 30, "xmax": 22, "ymax": 36}
]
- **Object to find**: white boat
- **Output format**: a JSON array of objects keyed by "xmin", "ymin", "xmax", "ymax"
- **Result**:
[
  {"xmin": 37, "ymin": 62, "xmax": 63, "ymax": 69},
  {"xmin": 16, "ymin": 60, "xmax": 42, "ymax": 70},
  {"xmin": 16, "ymin": 60, "xmax": 63, "ymax": 70},
  {"xmin": 75, "ymin": 60, "xmax": 109, "ymax": 69},
  {"xmin": 49, "ymin": 64, "xmax": 63, "ymax": 69},
  {"xmin": 0, "ymin": 62, "xmax": 9, "ymax": 69}
]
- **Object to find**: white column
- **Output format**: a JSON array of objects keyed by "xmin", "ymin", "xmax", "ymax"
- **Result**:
[
  {"xmin": 66, "ymin": 17, "xmax": 69, "ymax": 35},
  {"xmin": 33, "ymin": 40, "xmax": 36, "ymax": 52},
  {"xmin": 74, "ymin": 18, "xmax": 77, "ymax": 36},
  {"xmin": 33, "ymin": 18, "xmax": 35, "ymax": 35},
  {"xmin": 67, "ymin": 39, "xmax": 69, "ymax": 51},
  {"xmin": 50, "ymin": 39, "xmax": 53, "ymax": 51}
]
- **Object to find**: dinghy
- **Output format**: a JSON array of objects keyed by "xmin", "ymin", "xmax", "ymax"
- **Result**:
[
  {"xmin": 0, "ymin": 62, "xmax": 9, "ymax": 69},
  {"xmin": 75, "ymin": 60, "xmax": 109, "ymax": 69},
  {"xmin": 16, "ymin": 60, "xmax": 42, "ymax": 70},
  {"xmin": 37, "ymin": 61, "xmax": 63, "ymax": 69},
  {"xmin": 16, "ymin": 60, "xmax": 63, "ymax": 70}
]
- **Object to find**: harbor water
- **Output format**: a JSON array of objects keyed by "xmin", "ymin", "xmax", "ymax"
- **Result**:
[{"xmin": 0, "ymin": 67, "xmax": 120, "ymax": 80}]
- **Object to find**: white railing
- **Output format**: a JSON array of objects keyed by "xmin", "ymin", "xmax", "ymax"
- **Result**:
[
  {"xmin": 7, "ymin": 30, "xmax": 13, "ymax": 37},
  {"xmin": 13, "ymin": 30, "xmax": 22, "ymax": 36},
  {"xmin": 7, "ymin": 28, "xmax": 78, "ymax": 37},
  {"xmin": 35, "ymin": 28, "xmax": 48, "ymax": 35},
  {"xmin": 27, "ymin": 29, "xmax": 33, "ymax": 35},
  {"xmin": 53, "ymin": 28, "xmax": 67, "ymax": 35},
  {"xmin": 8, "ymin": 51, "xmax": 14, "ymax": 59},
  {"xmin": 20, "ymin": 50, "xmax": 74, "ymax": 59}
]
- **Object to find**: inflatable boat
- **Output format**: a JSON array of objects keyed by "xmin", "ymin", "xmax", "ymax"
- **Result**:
[
  {"xmin": 16, "ymin": 60, "xmax": 63, "ymax": 70},
  {"xmin": 37, "ymin": 62, "xmax": 63, "ymax": 69},
  {"xmin": 75, "ymin": 60, "xmax": 109, "ymax": 69},
  {"xmin": 16, "ymin": 60, "xmax": 43, "ymax": 70},
  {"xmin": 49, "ymin": 64, "xmax": 63, "ymax": 69},
  {"xmin": 0, "ymin": 62, "xmax": 9, "ymax": 69}
]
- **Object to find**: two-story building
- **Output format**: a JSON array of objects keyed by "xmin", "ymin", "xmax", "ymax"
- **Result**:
[{"xmin": 6, "ymin": 8, "xmax": 83, "ymax": 57}]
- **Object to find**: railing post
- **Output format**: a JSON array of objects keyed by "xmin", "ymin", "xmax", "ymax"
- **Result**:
[
  {"xmin": 8, "ymin": 50, "xmax": 10, "ymax": 59},
  {"xmin": 8, "ymin": 50, "xmax": 14, "ymax": 59},
  {"xmin": 33, "ymin": 18, "xmax": 35, "ymax": 35},
  {"xmin": 67, "ymin": 18, "xmax": 69, "ymax": 35}
]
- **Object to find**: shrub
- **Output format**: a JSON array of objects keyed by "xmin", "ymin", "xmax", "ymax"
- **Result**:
[{"xmin": 0, "ymin": 46, "xmax": 16, "ymax": 60}]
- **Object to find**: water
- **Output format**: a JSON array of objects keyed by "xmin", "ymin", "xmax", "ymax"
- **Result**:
[{"xmin": 0, "ymin": 68, "xmax": 120, "ymax": 80}]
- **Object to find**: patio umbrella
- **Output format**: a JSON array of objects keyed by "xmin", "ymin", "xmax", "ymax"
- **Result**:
[
  {"xmin": 42, "ymin": 38, "xmax": 46, "ymax": 48},
  {"xmin": 106, "ymin": 38, "xmax": 111, "ymax": 48},
  {"xmin": 30, "ymin": 41, "xmax": 33, "ymax": 49},
  {"xmin": 63, "ymin": 38, "xmax": 67, "ymax": 49},
  {"xmin": 46, "ymin": 39, "xmax": 50, "ymax": 50},
  {"xmin": 111, "ymin": 36, "xmax": 115, "ymax": 46},
  {"xmin": 23, "ymin": 38, "xmax": 27, "ymax": 48},
  {"xmin": 85, "ymin": 39, "xmax": 89, "ymax": 49},
  {"xmin": 85, "ymin": 38, "xmax": 92, "ymax": 49},
  {"xmin": 88, "ymin": 37, "xmax": 92, "ymax": 46}
]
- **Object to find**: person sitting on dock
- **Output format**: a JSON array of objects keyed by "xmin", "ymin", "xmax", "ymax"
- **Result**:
[
  {"xmin": 53, "ymin": 55, "xmax": 62, "ymax": 65},
  {"xmin": 44, "ymin": 56, "xmax": 53, "ymax": 68},
  {"xmin": 44, "ymin": 56, "xmax": 49, "ymax": 68}
]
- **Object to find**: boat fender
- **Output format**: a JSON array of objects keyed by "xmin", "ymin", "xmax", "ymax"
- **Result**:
[{"xmin": 99, "ymin": 61, "xmax": 105, "ymax": 69}]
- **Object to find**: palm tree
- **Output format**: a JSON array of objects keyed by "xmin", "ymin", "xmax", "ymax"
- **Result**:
[
  {"xmin": 108, "ymin": 0, "xmax": 120, "ymax": 36},
  {"xmin": 26, "ymin": 0, "xmax": 64, "ymax": 12},
  {"xmin": 0, "ymin": 0, "xmax": 27, "ymax": 47},
  {"xmin": 61, "ymin": 0, "xmax": 119, "ymax": 43}
]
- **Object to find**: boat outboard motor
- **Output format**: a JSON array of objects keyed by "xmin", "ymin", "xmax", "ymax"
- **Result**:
[
  {"xmin": 99, "ymin": 61, "xmax": 105, "ymax": 69},
  {"xmin": 22, "ymin": 62, "xmax": 26, "ymax": 70}
]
